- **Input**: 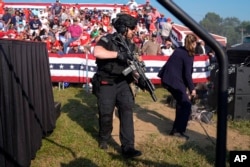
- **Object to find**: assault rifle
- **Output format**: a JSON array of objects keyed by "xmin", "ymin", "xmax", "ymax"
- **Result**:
[{"xmin": 112, "ymin": 34, "xmax": 157, "ymax": 102}]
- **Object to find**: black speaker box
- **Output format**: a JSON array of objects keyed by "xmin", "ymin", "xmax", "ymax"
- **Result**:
[
  {"xmin": 208, "ymin": 66, "xmax": 250, "ymax": 120},
  {"xmin": 228, "ymin": 66, "xmax": 250, "ymax": 95},
  {"xmin": 227, "ymin": 44, "xmax": 250, "ymax": 64},
  {"xmin": 228, "ymin": 94, "xmax": 250, "ymax": 120}
]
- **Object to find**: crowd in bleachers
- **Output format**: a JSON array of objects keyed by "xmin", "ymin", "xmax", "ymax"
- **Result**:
[{"xmin": 0, "ymin": 0, "xmax": 175, "ymax": 56}]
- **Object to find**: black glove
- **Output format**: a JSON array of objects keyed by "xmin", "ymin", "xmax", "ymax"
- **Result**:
[
  {"xmin": 117, "ymin": 51, "xmax": 128, "ymax": 63},
  {"xmin": 137, "ymin": 77, "xmax": 147, "ymax": 90}
]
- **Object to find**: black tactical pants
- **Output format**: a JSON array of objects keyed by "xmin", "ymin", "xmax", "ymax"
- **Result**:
[
  {"xmin": 166, "ymin": 86, "xmax": 192, "ymax": 133},
  {"xmin": 97, "ymin": 80, "xmax": 135, "ymax": 151}
]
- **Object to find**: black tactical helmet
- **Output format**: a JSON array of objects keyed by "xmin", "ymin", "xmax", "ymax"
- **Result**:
[{"xmin": 112, "ymin": 14, "xmax": 138, "ymax": 34}]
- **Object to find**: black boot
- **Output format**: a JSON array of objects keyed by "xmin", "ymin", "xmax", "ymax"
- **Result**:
[
  {"xmin": 179, "ymin": 132, "xmax": 189, "ymax": 140},
  {"xmin": 99, "ymin": 141, "xmax": 108, "ymax": 150},
  {"xmin": 169, "ymin": 129, "xmax": 189, "ymax": 140},
  {"xmin": 169, "ymin": 128, "xmax": 177, "ymax": 135},
  {"xmin": 122, "ymin": 148, "xmax": 142, "ymax": 158}
]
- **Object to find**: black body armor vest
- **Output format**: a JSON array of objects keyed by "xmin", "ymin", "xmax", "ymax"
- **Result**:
[{"xmin": 95, "ymin": 33, "xmax": 135, "ymax": 83}]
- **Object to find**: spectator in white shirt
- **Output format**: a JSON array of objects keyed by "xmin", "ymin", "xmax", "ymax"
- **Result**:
[
  {"xmin": 127, "ymin": 0, "xmax": 138, "ymax": 11},
  {"xmin": 40, "ymin": 15, "xmax": 49, "ymax": 32},
  {"xmin": 161, "ymin": 39, "xmax": 174, "ymax": 56},
  {"xmin": 161, "ymin": 17, "xmax": 173, "ymax": 43},
  {"xmin": 138, "ymin": 22, "xmax": 148, "ymax": 35},
  {"xmin": 60, "ymin": 7, "xmax": 69, "ymax": 24},
  {"xmin": 110, "ymin": 8, "xmax": 118, "ymax": 23},
  {"xmin": 38, "ymin": 9, "xmax": 44, "ymax": 20}
]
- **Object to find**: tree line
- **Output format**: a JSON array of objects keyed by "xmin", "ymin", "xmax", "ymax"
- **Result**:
[{"xmin": 199, "ymin": 12, "xmax": 250, "ymax": 46}]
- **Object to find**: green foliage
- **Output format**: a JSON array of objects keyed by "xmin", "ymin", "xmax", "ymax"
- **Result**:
[
  {"xmin": 200, "ymin": 12, "xmax": 223, "ymax": 34},
  {"xmin": 199, "ymin": 12, "xmax": 250, "ymax": 46}
]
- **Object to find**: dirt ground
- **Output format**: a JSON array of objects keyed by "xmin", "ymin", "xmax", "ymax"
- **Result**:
[{"xmin": 111, "ymin": 101, "xmax": 250, "ymax": 151}]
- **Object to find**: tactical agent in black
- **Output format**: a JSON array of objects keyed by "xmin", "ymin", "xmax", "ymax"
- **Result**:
[{"xmin": 93, "ymin": 13, "xmax": 141, "ymax": 158}]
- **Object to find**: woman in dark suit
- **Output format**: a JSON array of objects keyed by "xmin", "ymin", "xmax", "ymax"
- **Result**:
[{"xmin": 161, "ymin": 33, "xmax": 197, "ymax": 140}]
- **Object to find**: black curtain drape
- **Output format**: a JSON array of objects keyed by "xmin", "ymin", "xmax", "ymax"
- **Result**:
[{"xmin": 0, "ymin": 39, "xmax": 58, "ymax": 167}]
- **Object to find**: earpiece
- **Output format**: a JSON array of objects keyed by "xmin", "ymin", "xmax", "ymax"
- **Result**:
[{"xmin": 117, "ymin": 24, "xmax": 127, "ymax": 35}]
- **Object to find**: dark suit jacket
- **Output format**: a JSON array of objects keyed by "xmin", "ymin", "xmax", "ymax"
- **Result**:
[{"xmin": 161, "ymin": 46, "xmax": 195, "ymax": 93}]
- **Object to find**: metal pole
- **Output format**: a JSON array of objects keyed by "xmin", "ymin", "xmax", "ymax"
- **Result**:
[
  {"xmin": 241, "ymin": 28, "xmax": 244, "ymax": 43},
  {"xmin": 85, "ymin": 53, "xmax": 89, "ymax": 92}
]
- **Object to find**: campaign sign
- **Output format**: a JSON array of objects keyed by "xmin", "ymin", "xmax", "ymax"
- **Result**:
[{"xmin": 230, "ymin": 151, "xmax": 250, "ymax": 167}]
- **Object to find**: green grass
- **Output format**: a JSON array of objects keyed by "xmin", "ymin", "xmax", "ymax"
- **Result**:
[
  {"xmin": 228, "ymin": 121, "xmax": 250, "ymax": 136},
  {"xmin": 30, "ymin": 85, "xmax": 250, "ymax": 167}
]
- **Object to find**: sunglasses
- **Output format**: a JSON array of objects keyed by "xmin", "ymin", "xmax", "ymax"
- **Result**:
[{"xmin": 128, "ymin": 26, "xmax": 136, "ymax": 30}]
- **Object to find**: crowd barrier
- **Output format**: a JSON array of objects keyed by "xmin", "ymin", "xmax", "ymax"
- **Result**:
[{"xmin": 49, "ymin": 53, "xmax": 211, "ymax": 84}]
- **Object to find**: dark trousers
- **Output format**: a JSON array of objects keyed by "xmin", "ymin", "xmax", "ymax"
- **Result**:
[
  {"xmin": 167, "ymin": 86, "xmax": 192, "ymax": 133},
  {"xmin": 97, "ymin": 80, "xmax": 135, "ymax": 151}
]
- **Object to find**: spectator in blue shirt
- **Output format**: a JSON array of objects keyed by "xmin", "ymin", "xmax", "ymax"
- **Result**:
[
  {"xmin": 2, "ymin": 8, "xmax": 11, "ymax": 31},
  {"xmin": 29, "ymin": 15, "xmax": 42, "ymax": 36}
]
